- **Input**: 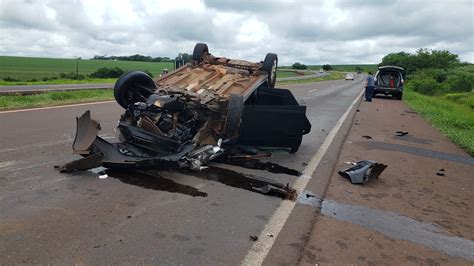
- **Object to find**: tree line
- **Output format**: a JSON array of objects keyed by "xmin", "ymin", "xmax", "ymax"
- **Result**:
[
  {"xmin": 93, "ymin": 54, "xmax": 173, "ymax": 62},
  {"xmin": 380, "ymin": 49, "xmax": 473, "ymax": 95}
]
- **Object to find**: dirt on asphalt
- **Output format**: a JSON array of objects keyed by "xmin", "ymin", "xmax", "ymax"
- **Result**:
[{"xmin": 301, "ymin": 96, "xmax": 474, "ymax": 264}]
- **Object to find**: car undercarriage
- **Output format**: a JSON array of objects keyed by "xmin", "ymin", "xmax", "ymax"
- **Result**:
[{"xmin": 59, "ymin": 43, "xmax": 311, "ymax": 173}]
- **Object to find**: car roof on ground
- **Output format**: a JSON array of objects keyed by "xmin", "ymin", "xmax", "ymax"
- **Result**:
[{"xmin": 378, "ymin": 65, "xmax": 404, "ymax": 71}]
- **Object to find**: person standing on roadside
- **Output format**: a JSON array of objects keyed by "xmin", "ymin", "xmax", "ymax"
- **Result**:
[{"xmin": 365, "ymin": 71, "xmax": 375, "ymax": 102}]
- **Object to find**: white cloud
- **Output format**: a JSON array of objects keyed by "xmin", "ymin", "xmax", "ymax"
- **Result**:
[{"xmin": 0, "ymin": 0, "xmax": 472, "ymax": 64}]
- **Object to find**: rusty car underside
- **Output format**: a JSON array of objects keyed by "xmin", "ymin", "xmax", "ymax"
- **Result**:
[{"xmin": 59, "ymin": 43, "xmax": 311, "ymax": 174}]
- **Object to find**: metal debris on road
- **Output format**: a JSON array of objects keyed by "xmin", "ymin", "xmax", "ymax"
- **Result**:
[
  {"xmin": 54, "ymin": 153, "xmax": 103, "ymax": 173},
  {"xmin": 249, "ymin": 235, "xmax": 259, "ymax": 241},
  {"xmin": 396, "ymin": 131, "xmax": 409, "ymax": 136},
  {"xmin": 183, "ymin": 166, "xmax": 298, "ymax": 200},
  {"xmin": 338, "ymin": 160, "xmax": 387, "ymax": 184},
  {"xmin": 436, "ymin": 168, "xmax": 446, "ymax": 176}
]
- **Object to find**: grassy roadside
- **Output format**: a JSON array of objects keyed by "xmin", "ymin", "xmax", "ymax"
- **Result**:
[
  {"xmin": 0, "ymin": 90, "xmax": 114, "ymax": 111},
  {"xmin": 403, "ymin": 88, "xmax": 474, "ymax": 156},
  {"xmin": 0, "ymin": 78, "xmax": 116, "ymax": 86},
  {"xmin": 277, "ymin": 69, "xmax": 311, "ymax": 78},
  {"xmin": 276, "ymin": 71, "xmax": 345, "ymax": 85},
  {"xmin": 0, "ymin": 55, "xmax": 173, "ymax": 81},
  {"xmin": 0, "ymin": 70, "xmax": 307, "ymax": 86}
]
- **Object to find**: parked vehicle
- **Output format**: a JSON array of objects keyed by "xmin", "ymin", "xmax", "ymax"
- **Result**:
[
  {"xmin": 374, "ymin": 65, "xmax": 405, "ymax": 100},
  {"xmin": 66, "ymin": 43, "xmax": 311, "ymax": 171}
]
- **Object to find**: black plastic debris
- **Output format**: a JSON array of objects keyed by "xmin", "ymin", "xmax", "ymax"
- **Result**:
[
  {"xmin": 436, "ymin": 168, "xmax": 445, "ymax": 176},
  {"xmin": 249, "ymin": 235, "xmax": 258, "ymax": 241},
  {"xmin": 54, "ymin": 153, "xmax": 103, "ymax": 173},
  {"xmin": 338, "ymin": 160, "xmax": 387, "ymax": 184},
  {"xmin": 362, "ymin": 135, "xmax": 372, "ymax": 139},
  {"xmin": 396, "ymin": 131, "xmax": 409, "ymax": 136}
]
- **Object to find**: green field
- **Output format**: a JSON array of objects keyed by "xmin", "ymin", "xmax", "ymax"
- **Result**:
[
  {"xmin": 0, "ymin": 89, "xmax": 114, "ymax": 110},
  {"xmin": 0, "ymin": 56, "xmax": 174, "ymax": 81},
  {"xmin": 404, "ymin": 88, "xmax": 474, "ymax": 156},
  {"xmin": 277, "ymin": 69, "xmax": 311, "ymax": 78},
  {"xmin": 0, "ymin": 55, "xmax": 319, "ymax": 84}
]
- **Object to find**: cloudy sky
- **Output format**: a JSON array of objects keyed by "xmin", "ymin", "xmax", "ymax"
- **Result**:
[{"xmin": 0, "ymin": 0, "xmax": 472, "ymax": 65}]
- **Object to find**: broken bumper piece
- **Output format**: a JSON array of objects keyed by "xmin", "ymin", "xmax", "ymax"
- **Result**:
[
  {"xmin": 338, "ymin": 160, "xmax": 387, "ymax": 184},
  {"xmin": 58, "ymin": 111, "xmax": 221, "ymax": 172}
]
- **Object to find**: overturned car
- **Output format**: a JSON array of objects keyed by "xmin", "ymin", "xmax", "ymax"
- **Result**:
[{"xmin": 65, "ymin": 43, "xmax": 311, "ymax": 172}]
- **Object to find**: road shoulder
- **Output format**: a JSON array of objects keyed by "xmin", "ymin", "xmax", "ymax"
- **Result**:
[{"xmin": 301, "ymin": 96, "xmax": 474, "ymax": 264}]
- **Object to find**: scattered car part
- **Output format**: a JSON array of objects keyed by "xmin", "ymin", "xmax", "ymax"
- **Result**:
[
  {"xmin": 55, "ymin": 153, "xmax": 103, "ymax": 173},
  {"xmin": 436, "ymin": 168, "xmax": 445, "ymax": 176},
  {"xmin": 338, "ymin": 160, "xmax": 387, "ymax": 184},
  {"xmin": 181, "ymin": 166, "xmax": 297, "ymax": 200},
  {"xmin": 60, "ymin": 43, "xmax": 311, "ymax": 172},
  {"xmin": 396, "ymin": 131, "xmax": 409, "ymax": 136},
  {"xmin": 217, "ymin": 157, "xmax": 301, "ymax": 176}
]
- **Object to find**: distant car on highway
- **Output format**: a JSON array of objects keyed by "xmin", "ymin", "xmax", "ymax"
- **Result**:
[
  {"xmin": 373, "ymin": 65, "xmax": 405, "ymax": 100},
  {"xmin": 345, "ymin": 73, "xmax": 354, "ymax": 80},
  {"xmin": 319, "ymin": 69, "xmax": 324, "ymax": 73}
]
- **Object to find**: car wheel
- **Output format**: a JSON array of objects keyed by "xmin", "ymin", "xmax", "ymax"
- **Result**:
[
  {"xmin": 192, "ymin": 43, "xmax": 209, "ymax": 63},
  {"xmin": 262, "ymin": 53, "xmax": 278, "ymax": 88},
  {"xmin": 396, "ymin": 93, "xmax": 403, "ymax": 100},
  {"xmin": 114, "ymin": 71, "xmax": 155, "ymax": 109},
  {"xmin": 224, "ymin": 93, "xmax": 244, "ymax": 138}
]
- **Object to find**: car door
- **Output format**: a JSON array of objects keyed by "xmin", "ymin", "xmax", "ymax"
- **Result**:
[{"xmin": 238, "ymin": 87, "xmax": 311, "ymax": 152}]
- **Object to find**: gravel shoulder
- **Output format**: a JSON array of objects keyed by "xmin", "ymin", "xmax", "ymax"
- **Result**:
[{"xmin": 301, "ymin": 95, "xmax": 474, "ymax": 264}]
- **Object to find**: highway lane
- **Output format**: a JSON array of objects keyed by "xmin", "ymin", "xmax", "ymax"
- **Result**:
[
  {"xmin": 0, "ymin": 72, "xmax": 328, "ymax": 95},
  {"xmin": 0, "ymin": 75, "xmax": 364, "ymax": 264}
]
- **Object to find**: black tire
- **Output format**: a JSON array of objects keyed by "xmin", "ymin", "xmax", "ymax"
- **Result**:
[
  {"xmin": 114, "ymin": 71, "xmax": 155, "ymax": 109},
  {"xmin": 290, "ymin": 146, "xmax": 299, "ymax": 153},
  {"xmin": 192, "ymin": 43, "xmax": 209, "ymax": 63},
  {"xmin": 396, "ymin": 93, "xmax": 403, "ymax": 100},
  {"xmin": 224, "ymin": 93, "xmax": 244, "ymax": 138},
  {"xmin": 262, "ymin": 53, "xmax": 278, "ymax": 88}
]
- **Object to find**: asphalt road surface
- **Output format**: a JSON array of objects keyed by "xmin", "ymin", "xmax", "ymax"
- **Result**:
[
  {"xmin": 0, "ymin": 72, "xmax": 329, "ymax": 94},
  {"xmin": 0, "ymin": 75, "xmax": 364, "ymax": 264}
]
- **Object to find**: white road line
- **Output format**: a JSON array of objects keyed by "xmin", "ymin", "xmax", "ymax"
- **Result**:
[
  {"xmin": 0, "ymin": 100, "xmax": 115, "ymax": 114},
  {"xmin": 308, "ymin": 88, "xmax": 318, "ymax": 93},
  {"xmin": 241, "ymin": 89, "xmax": 364, "ymax": 266}
]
